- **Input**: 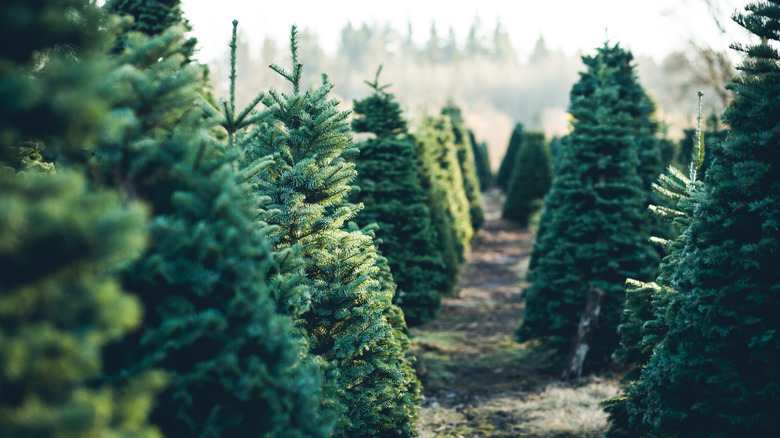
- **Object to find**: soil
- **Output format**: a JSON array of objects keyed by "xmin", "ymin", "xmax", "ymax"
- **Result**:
[{"xmin": 411, "ymin": 189, "xmax": 619, "ymax": 438}]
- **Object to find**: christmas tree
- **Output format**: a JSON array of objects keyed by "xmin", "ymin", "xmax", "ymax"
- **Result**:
[
  {"xmin": 97, "ymin": 25, "xmax": 332, "ymax": 437},
  {"xmin": 518, "ymin": 43, "xmax": 658, "ymax": 370},
  {"xmin": 614, "ymin": 2, "xmax": 780, "ymax": 435},
  {"xmin": 350, "ymin": 68, "xmax": 446, "ymax": 326},
  {"xmin": 502, "ymin": 132, "xmax": 553, "ymax": 226},
  {"xmin": 470, "ymin": 130, "xmax": 494, "ymax": 191},
  {"xmin": 242, "ymin": 27, "xmax": 420, "ymax": 437},
  {"xmin": 443, "ymin": 103, "xmax": 485, "ymax": 230},
  {"xmin": 496, "ymin": 123, "xmax": 524, "ymax": 190}
]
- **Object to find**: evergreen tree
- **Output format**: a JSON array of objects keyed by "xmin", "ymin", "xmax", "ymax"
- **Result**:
[
  {"xmin": 677, "ymin": 125, "xmax": 728, "ymax": 180},
  {"xmin": 601, "ymin": 165, "xmax": 697, "ymax": 438},
  {"xmin": 1, "ymin": 2, "xmax": 161, "ymax": 435},
  {"xmin": 243, "ymin": 27, "xmax": 420, "ymax": 437},
  {"xmin": 98, "ymin": 26, "xmax": 332, "ymax": 438},
  {"xmin": 415, "ymin": 115, "xmax": 474, "ymax": 264},
  {"xmin": 517, "ymin": 43, "xmax": 658, "ymax": 370},
  {"xmin": 614, "ymin": 3, "xmax": 780, "ymax": 435},
  {"xmin": 469, "ymin": 130, "xmax": 494, "ymax": 190},
  {"xmin": 502, "ymin": 132, "xmax": 553, "ymax": 226},
  {"xmin": 497, "ymin": 123, "xmax": 524, "ymax": 190},
  {"xmin": 349, "ymin": 69, "xmax": 446, "ymax": 326},
  {"xmin": 443, "ymin": 103, "xmax": 485, "ymax": 231},
  {"xmin": 0, "ymin": 171, "xmax": 162, "ymax": 438}
]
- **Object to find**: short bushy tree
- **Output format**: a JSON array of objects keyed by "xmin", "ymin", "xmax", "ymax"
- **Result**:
[
  {"xmin": 502, "ymin": 132, "xmax": 553, "ymax": 226},
  {"xmin": 349, "ymin": 69, "xmax": 446, "ymax": 326},
  {"xmin": 470, "ymin": 130, "xmax": 494, "ymax": 191},
  {"xmin": 612, "ymin": 3, "xmax": 780, "ymax": 435},
  {"xmin": 517, "ymin": 43, "xmax": 658, "ymax": 370},
  {"xmin": 243, "ymin": 28, "xmax": 420, "ymax": 437},
  {"xmin": 496, "ymin": 123, "xmax": 524, "ymax": 190}
]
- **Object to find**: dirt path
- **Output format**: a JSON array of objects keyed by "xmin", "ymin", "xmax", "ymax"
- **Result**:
[{"xmin": 411, "ymin": 189, "xmax": 618, "ymax": 438}]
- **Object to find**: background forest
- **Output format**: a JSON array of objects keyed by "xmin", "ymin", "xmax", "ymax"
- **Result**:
[{"xmin": 209, "ymin": 13, "xmax": 735, "ymax": 168}]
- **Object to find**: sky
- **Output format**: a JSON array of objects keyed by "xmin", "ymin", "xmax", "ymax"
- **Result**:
[{"xmin": 181, "ymin": 0, "xmax": 747, "ymax": 63}]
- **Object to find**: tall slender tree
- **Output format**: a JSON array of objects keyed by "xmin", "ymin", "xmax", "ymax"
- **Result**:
[
  {"xmin": 97, "ymin": 25, "xmax": 332, "ymax": 438},
  {"xmin": 497, "ymin": 123, "xmax": 524, "ymax": 190},
  {"xmin": 517, "ymin": 43, "xmax": 658, "ymax": 370},
  {"xmin": 349, "ymin": 68, "xmax": 447, "ymax": 325},
  {"xmin": 614, "ymin": 2, "xmax": 780, "ymax": 435},
  {"xmin": 443, "ymin": 103, "xmax": 485, "ymax": 231},
  {"xmin": 243, "ymin": 27, "xmax": 420, "ymax": 437}
]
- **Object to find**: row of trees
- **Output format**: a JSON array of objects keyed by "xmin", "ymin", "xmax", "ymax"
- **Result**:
[
  {"xmin": 502, "ymin": 1, "xmax": 780, "ymax": 435},
  {"xmin": 0, "ymin": 0, "xmax": 488, "ymax": 436}
]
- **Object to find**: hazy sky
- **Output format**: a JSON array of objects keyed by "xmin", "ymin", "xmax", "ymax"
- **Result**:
[{"xmin": 181, "ymin": 0, "xmax": 747, "ymax": 63}]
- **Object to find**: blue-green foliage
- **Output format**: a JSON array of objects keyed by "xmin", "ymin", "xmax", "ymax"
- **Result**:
[
  {"xmin": 609, "ymin": 2, "xmax": 780, "ymax": 435},
  {"xmin": 496, "ymin": 123, "xmax": 524, "ymax": 190},
  {"xmin": 518, "ymin": 43, "xmax": 658, "ymax": 370},
  {"xmin": 502, "ymin": 132, "xmax": 553, "ymax": 226},
  {"xmin": 243, "ymin": 27, "xmax": 420, "ymax": 437}
]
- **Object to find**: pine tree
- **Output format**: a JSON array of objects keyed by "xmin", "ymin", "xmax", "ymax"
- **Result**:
[
  {"xmin": 497, "ymin": 123, "xmax": 524, "ymax": 190},
  {"xmin": 443, "ymin": 103, "xmax": 485, "ymax": 231},
  {"xmin": 97, "ymin": 26, "xmax": 332, "ymax": 438},
  {"xmin": 470, "ymin": 130, "xmax": 494, "ymax": 191},
  {"xmin": 415, "ymin": 115, "xmax": 474, "ymax": 264},
  {"xmin": 502, "ymin": 132, "xmax": 553, "ymax": 226},
  {"xmin": 349, "ymin": 68, "xmax": 446, "ymax": 326},
  {"xmin": 614, "ymin": 3, "xmax": 780, "ymax": 435},
  {"xmin": 517, "ymin": 43, "xmax": 658, "ymax": 370},
  {"xmin": 242, "ymin": 27, "xmax": 420, "ymax": 437}
]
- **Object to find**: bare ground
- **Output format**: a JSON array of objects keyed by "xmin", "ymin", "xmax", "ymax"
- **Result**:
[{"xmin": 411, "ymin": 189, "xmax": 619, "ymax": 437}]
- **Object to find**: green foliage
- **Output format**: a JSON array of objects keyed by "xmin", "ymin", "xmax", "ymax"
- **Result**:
[
  {"xmin": 105, "ymin": 0, "xmax": 196, "ymax": 58},
  {"xmin": 496, "ymin": 123, "xmax": 524, "ymax": 190},
  {"xmin": 415, "ymin": 115, "xmax": 474, "ymax": 262},
  {"xmin": 0, "ymin": 170, "xmax": 163, "ymax": 438},
  {"xmin": 0, "ymin": 0, "xmax": 118, "ymax": 166},
  {"xmin": 610, "ymin": 3, "xmax": 780, "ymax": 435},
  {"xmin": 442, "ymin": 103, "xmax": 485, "ymax": 230},
  {"xmin": 502, "ymin": 132, "xmax": 552, "ymax": 226},
  {"xmin": 350, "ymin": 70, "xmax": 446, "ymax": 326},
  {"xmin": 243, "ymin": 27, "xmax": 420, "ymax": 437},
  {"xmin": 97, "ymin": 26, "xmax": 332, "ymax": 438},
  {"xmin": 677, "ymin": 126, "xmax": 728, "ymax": 180},
  {"xmin": 518, "ymin": 43, "xmax": 658, "ymax": 370},
  {"xmin": 469, "ymin": 130, "xmax": 494, "ymax": 191}
]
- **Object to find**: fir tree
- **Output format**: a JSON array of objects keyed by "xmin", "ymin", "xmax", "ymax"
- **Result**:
[
  {"xmin": 414, "ymin": 115, "xmax": 474, "ymax": 265},
  {"xmin": 497, "ymin": 123, "xmax": 524, "ymax": 190},
  {"xmin": 470, "ymin": 130, "xmax": 494, "ymax": 191},
  {"xmin": 349, "ymin": 68, "xmax": 446, "ymax": 326},
  {"xmin": 443, "ymin": 103, "xmax": 485, "ymax": 230},
  {"xmin": 243, "ymin": 27, "xmax": 420, "ymax": 437},
  {"xmin": 97, "ymin": 26, "xmax": 332, "ymax": 438},
  {"xmin": 614, "ymin": 3, "xmax": 780, "ymax": 435},
  {"xmin": 517, "ymin": 43, "xmax": 658, "ymax": 370},
  {"xmin": 502, "ymin": 132, "xmax": 553, "ymax": 226}
]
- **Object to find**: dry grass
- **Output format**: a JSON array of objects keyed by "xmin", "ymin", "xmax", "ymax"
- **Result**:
[{"xmin": 412, "ymin": 190, "xmax": 621, "ymax": 437}]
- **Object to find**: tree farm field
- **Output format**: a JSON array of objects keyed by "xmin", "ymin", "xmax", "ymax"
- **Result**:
[{"xmin": 412, "ymin": 189, "xmax": 620, "ymax": 437}]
